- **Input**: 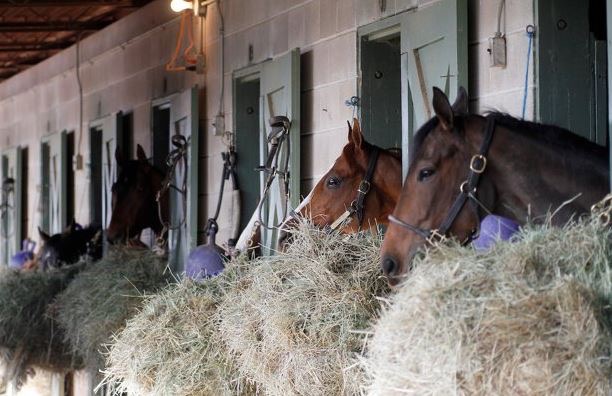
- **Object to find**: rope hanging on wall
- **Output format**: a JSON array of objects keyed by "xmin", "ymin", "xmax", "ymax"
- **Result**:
[{"xmin": 521, "ymin": 25, "xmax": 536, "ymax": 119}]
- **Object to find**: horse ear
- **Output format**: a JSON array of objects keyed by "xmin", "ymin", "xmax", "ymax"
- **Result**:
[
  {"xmin": 115, "ymin": 147, "xmax": 124, "ymax": 167},
  {"xmin": 347, "ymin": 118, "xmax": 364, "ymax": 149},
  {"xmin": 451, "ymin": 86, "xmax": 469, "ymax": 114},
  {"xmin": 136, "ymin": 144, "xmax": 148, "ymax": 163},
  {"xmin": 432, "ymin": 87, "xmax": 454, "ymax": 131},
  {"xmin": 38, "ymin": 227, "xmax": 50, "ymax": 242}
]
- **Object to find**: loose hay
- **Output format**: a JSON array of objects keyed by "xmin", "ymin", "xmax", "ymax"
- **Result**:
[
  {"xmin": 0, "ymin": 263, "xmax": 85, "ymax": 385},
  {"xmin": 361, "ymin": 217, "xmax": 612, "ymax": 395},
  {"xmin": 218, "ymin": 224, "xmax": 389, "ymax": 396},
  {"xmin": 52, "ymin": 247, "xmax": 171, "ymax": 368},
  {"xmin": 101, "ymin": 257, "xmax": 253, "ymax": 396}
]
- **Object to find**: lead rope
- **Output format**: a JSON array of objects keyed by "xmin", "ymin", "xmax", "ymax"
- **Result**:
[
  {"xmin": 155, "ymin": 134, "xmax": 189, "ymax": 249},
  {"xmin": 255, "ymin": 116, "xmax": 292, "ymax": 231}
]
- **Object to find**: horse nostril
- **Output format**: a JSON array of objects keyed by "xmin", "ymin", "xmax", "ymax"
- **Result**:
[{"xmin": 382, "ymin": 256, "xmax": 398, "ymax": 276}]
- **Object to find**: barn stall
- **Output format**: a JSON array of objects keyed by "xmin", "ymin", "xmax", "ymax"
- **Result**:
[{"xmin": 0, "ymin": 0, "xmax": 609, "ymax": 395}]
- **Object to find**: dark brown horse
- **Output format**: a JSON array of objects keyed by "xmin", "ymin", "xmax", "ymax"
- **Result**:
[
  {"xmin": 106, "ymin": 145, "xmax": 168, "ymax": 244},
  {"xmin": 381, "ymin": 87, "xmax": 609, "ymax": 286},
  {"xmin": 36, "ymin": 220, "xmax": 102, "ymax": 270}
]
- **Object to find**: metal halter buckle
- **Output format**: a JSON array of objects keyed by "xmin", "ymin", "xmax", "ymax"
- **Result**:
[
  {"xmin": 358, "ymin": 180, "xmax": 371, "ymax": 194},
  {"xmin": 470, "ymin": 154, "xmax": 487, "ymax": 173}
]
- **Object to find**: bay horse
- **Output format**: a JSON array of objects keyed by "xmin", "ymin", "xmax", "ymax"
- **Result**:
[
  {"xmin": 37, "ymin": 221, "xmax": 102, "ymax": 271},
  {"xmin": 106, "ymin": 145, "xmax": 168, "ymax": 245},
  {"xmin": 381, "ymin": 87, "xmax": 609, "ymax": 286},
  {"xmin": 235, "ymin": 118, "xmax": 403, "ymax": 253}
]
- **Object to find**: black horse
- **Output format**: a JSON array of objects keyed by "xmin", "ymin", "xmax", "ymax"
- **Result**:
[{"xmin": 37, "ymin": 221, "xmax": 103, "ymax": 271}]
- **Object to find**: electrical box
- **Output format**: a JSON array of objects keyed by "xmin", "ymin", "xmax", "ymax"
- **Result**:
[
  {"xmin": 488, "ymin": 35, "xmax": 507, "ymax": 68},
  {"xmin": 213, "ymin": 114, "xmax": 225, "ymax": 136},
  {"xmin": 74, "ymin": 153, "xmax": 83, "ymax": 170}
]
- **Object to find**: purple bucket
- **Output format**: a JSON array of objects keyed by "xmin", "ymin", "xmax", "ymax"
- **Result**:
[
  {"xmin": 472, "ymin": 215, "xmax": 519, "ymax": 250},
  {"xmin": 9, "ymin": 239, "xmax": 36, "ymax": 269},
  {"xmin": 186, "ymin": 220, "xmax": 226, "ymax": 281},
  {"xmin": 186, "ymin": 244, "xmax": 226, "ymax": 280}
]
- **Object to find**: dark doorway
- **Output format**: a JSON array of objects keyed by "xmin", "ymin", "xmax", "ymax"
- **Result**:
[
  {"xmin": 234, "ymin": 77, "xmax": 261, "ymax": 231},
  {"xmin": 152, "ymin": 106, "xmax": 170, "ymax": 172},
  {"xmin": 119, "ymin": 112, "xmax": 134, "ymax": 160},
  {"xmin": 89, "ymin": 127, "xmax": 103, "ymax": 226},
  {"xmin": 360, "ymin": 33, "xmax": 402, "ymax": 149},
  {"xmin": 20, "ymin": 147, "xmax": 28, "ymax": 242},
  {"xmin": 40, "ymin": 142, "xmax": 50, "ymax": 233},
  {"xmin": 66, "ymin": 132, "xmax": 75, "ymax": 225}
]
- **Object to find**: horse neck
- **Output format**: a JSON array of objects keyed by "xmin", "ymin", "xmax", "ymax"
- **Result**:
[
  {"xmin": 370, "ymin": 149, "xmax": 403, "ymax": 223},
  {"xmin": 466, "ymin": 116, "xmax": 609, "ymax": 223}
]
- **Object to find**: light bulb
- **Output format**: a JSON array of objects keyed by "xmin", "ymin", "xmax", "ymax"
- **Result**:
[{"xmin": 170, "ymin": 0, "xmax": 193, "ymax": 12}]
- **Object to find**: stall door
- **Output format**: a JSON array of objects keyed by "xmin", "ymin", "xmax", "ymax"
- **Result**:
[
  {"xmin": 400, "ymin": 0, "xmax": 468, "ymax": 174},
  {"xmin": 42, "ymin": 132, "xmax": 67, "ymax": 234},
  {"xmin": 100, "ymin": 113, "xmax": 122, "ymax": 230},
  {"xmin": 259, "ymin": 49, "xmax": 300, "ymax": 256},
  {"xmin": 1, "ymin": 147, "xmax": 22, "ymax": 265},
  {"xmin": 168, "ymin": 87, "xmax": 199, "ymax": 272}
]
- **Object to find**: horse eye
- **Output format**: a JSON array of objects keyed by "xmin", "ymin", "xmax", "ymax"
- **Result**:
[
  {"xmin": 326, "ymin": 176, "xmax": 342, "ymax": 189},
  {"xmin": 417, "ymin": 168, "xmax": 436, "ymax": 182}
]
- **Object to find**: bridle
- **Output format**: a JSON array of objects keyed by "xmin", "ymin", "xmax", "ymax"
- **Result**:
[
  {"xmin": 328, "ymin": 147, "xmax": 380, "ymax": 231},
  {"xmin": 388, "ymin": 116, "xmax": 496, "ymax": 244}
]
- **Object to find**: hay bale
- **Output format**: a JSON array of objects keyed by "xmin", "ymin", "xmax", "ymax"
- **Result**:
[
  {"xmin": 0, "ymin": 263, "xmax": 85, "ymax": 385},
  {"xmin": 101, "ymin": 258, "xmax": 254, "ymax": 396},
  {"xmin": 361, "ymin": 218, "xmax": 612, "ymax": 395},
  {"xmin": 52, "ymin": 247, "xmax": 171, "ymax": 368},
  {"xmin": 218, "ymin": 224, "xmax": 389, "ymax": 396}
]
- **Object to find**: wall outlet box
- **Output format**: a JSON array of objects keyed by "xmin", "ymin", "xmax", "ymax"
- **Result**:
[
  {"xmin": 213, "ymin": 114, "xmax": 225, "ymax": 136},
  {"xmin": 488, "ymin": 35, "xmax": 507, "ymax": 68}
]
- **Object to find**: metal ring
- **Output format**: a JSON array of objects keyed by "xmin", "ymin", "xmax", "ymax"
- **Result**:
[
  {"xmin": 358, "ymin": 180, "xmax": 371, "ymax": 194},
  {"xmin": 460, "ymin": 181, "xmax": 477, "ymax": 194},
  {"xmin": 470, "ymin": 154, "xmax": 487, "ymax": 173}
]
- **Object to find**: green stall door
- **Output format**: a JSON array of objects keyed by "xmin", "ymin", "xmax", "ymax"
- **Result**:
[{"xmin": 400, "ymin": 0, "xmax": 468, "ymax": 175}]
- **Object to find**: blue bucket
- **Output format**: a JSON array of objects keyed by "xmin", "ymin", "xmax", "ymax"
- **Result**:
[{"xmin": 10, "ymin": 239, "xmax": 36, "ymax": 269}]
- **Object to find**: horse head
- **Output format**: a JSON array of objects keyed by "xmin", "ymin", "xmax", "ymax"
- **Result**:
[
  {"xmin": 37, "ymin": 220, "xmax": 102, "ymax": 270},
  {"xmin": 380, "ymin": 86, "xmax": 608, "ymax": 287},
  {"xmin": 106, "ymin": 145, "xmax": 166, "ymax": 244},
  {"xmin": 278, "ymin": 118, "xmax": 402, "ymax": 247}
]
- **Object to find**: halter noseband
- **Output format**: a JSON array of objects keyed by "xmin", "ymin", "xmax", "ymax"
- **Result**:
[
  {"xmin": 329, "ymin": 147, "xmax": 380, "ymax": 230},
  {"xmin": 388, "ymin": 116, "xmax": 496, "ymax": 244}
]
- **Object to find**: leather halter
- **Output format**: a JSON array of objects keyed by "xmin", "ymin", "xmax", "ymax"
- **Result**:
[
  {"xmin": 388, "ymin": 116, "xmax": 496, "ymax": 244},
  {"xmin": 329, "ymin": 147, "xmax": 380, "ymax": 230}
]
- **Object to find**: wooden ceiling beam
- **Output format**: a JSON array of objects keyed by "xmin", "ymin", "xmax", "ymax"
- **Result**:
[
  {"xmin": 0, "ymin": 0, "xmax": 145, "ymax": 7},
  {"xmin": 0, "ymin": 19, "xmax": 115, "ymax": 32},
  {"xmin": 0, "ymin": 41, "xmax": 74, "ymax": 52}
]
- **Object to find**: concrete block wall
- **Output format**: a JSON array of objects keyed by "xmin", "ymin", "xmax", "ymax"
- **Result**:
[{"xmin": 0, "ymin": 0, "xmax": 535, "ymax": 393}]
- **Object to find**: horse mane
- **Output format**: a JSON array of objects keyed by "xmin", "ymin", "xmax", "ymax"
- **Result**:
[
  {"xmin": 411, "ymin": 111, "xmax": 608, "ymax": 163},
  {"xmin": 486, "ymin": 112, "xmax": 608, "ymax": 158}
]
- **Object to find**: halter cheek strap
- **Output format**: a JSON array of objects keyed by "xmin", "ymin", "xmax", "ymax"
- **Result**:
[
  {"xmin": 389, "ymin": 116, "xmax": 496, "ymax": 244},
  {"xmin": 329, "ymin": 147, "xmax": 380, "ymax": 231}
]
